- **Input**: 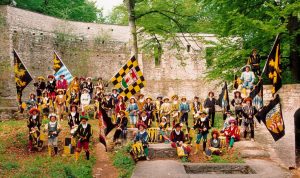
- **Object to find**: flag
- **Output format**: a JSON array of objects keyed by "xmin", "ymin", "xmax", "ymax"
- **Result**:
[
  {"xmin": 256, "ymin": 94, "xmax": 285, "ymax": 141},
  {"xmin": 99, "ymin": 107, "xmax": 114, "ymax": 136},
  {"xmin": 249, "ymin": 79, "xmax": 263, "ymax": 100},
  {"xmin": 217, "ymin": 82, "xmax": 230, "ymax": 111},
  {"xmin": 110, "ymin": 56, "xmax": 146, "ymax": 101},
  {"xmin": 13, "ymin": 50, "xmax": 33, "ymax": 105},
  {"xmin": 262, "ymin": 35, "xmax": 282, "ymax": 95},
  {"xmin": 53, "ymin": 51, "xmax": 73, "ymax": 83}
]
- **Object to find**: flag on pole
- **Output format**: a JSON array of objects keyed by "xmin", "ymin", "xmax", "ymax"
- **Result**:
[
  {"xmin": 110, "ymin": 56, "xmax": 146, "ymax": 101},
  {"xmin": 256, "ymin": 94, "xmax": 285, "ymax": 141},
  {"xmin": 217, "ymin": 81, "xmax": 230, "ymax": 111},
  {"xmin": 53, "ymin": 51, "xmax": 73, "ymax": 83},
  {"xmin": 262, "ymin": 35, "xmax": 282, "ymax": 95},
  {"xmin": 13, "ymin": 50, "xmax": 33, "ymax": 105},
  {"xmin": 249, "ymin": 79, "xmax": 263, "ymax": 100}
]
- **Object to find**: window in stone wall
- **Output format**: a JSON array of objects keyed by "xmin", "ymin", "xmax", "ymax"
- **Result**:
[
  {"xmin": 154, "ymin": 46, "xmax": 162, "ymax": 67},
  {"xmin": 187, "ymin": 44, "xmax": 191, "ymax": 52}
]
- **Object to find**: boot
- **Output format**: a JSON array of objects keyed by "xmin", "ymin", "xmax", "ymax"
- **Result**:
[
  {"xmin": 54, "ymin": 147, "xmax": 58, "ymax": 155},
  {"xmin": 203, "ymin": 142, "xmax": 207, "ymax": 153},
  {"xmin": 193, "ymin": 144, "xmax": 200, "ymax": 155},
  {"xmin": 48, "ymin": 146, "xmax": 52, "ymax": 156},
  {"xmin": 85, "ymin": 151, "xmax": 90, "ymax": 160},
  {"xmin": 75, "ymin": 151, "xmax": 79, "ymax": 161}
]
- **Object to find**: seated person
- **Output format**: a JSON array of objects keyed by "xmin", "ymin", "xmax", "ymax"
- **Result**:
[
  {"xmin": 170, "ymin": 123, "xmax": 191, "ymax": 156},
  {"xmin": 137, "ymin": 110, "xmax": 151, "ymax": 128},
  {"xmin": 205, "ymin": 130, "xmax": 221, "ymax": 156},
  {"xmin": 158, "ymin": 116, "xmax": 169, "ymax": 143},
  {"xmin": 113, "ymin": 110, "xmax": 128, "ymax": 143},
  {"xmin": 224, "ymin": 119, "xmax": 240, "ymax": 150},
  {"xmin": 240, "ymin": 65, "xmax": 255, "ymax": 90},
  {"xmin": 133, "ymin": 123, "xmax": 150, "ymax": 161},
  {"xmin": 221, "ymin": 111, "xmax": 236, "ymax": 132}
]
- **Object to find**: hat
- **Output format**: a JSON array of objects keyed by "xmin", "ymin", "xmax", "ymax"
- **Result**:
[
  {"xmin": 38, "ymin": 76, "xmax": 45, "ymax": 80},
  {"xmin": 244, "ymin": 97, "xmax": 253, "ymax": 103},
  {"xmin": 80, "ymin": 115, "xmax": 89, "ymax": 121},
  {"xmin": 119, "ymin": 110, "xmax": 126, "ymax": 115},
  {"xmin": 181, "ymin": 96, "xmax": 187, "ymax": 101},
  {"xmin": 211, "ymin": 130, "xmax": 220, "ymax": 137},
  {"xmin": 157, "ymin": 95, "xmax": 163, "ymax": 99},
  {"xmin": 29, "ymin": 108, "xmax": 39, "ymax": 115},
  {"xmin": 161, "ymin": 116, "xmax": 167, "ymax": 120},
  {"xmin": 174, "ymin": 123, "xmax": 182, "ymax": 128},
  {"xmin": 172, "ymin": 95, "xmax": 178, "ymax": 100},
  {"xmin": 229, "ymin": 119, "xmax": 237, "ymax": 124},
  {"xmin": 194, "ymin": 96, "xmax": 199, "ymax": 99},
  {"xmin": 82, "ymin": 88, "xmax": 90, "ymax": 93},
  {"xmin": 208, "ymin": 91, "xmax": 214, "ymax": 96},
  {"xmin": 86, "ymin": 77, "xmax": 92, "ymax": 80},
  {"xmin": 163, "ymin": 97, "xmax": 169, "ymax": 102},
  {"xmin": 59, "ymin": 74, "xmax": 65, "ymax": 77},
  {"xmin": 47, "ymin": 75, "xmax": 55, "ymax": 79},
  {"xmin": 146, "ymin": 96, "xmax": 152, "ymax": 101},
  {"xmin": 48, "ymin": 113, "xmax": 57, "ymax": 119},
  {"xmin": 138, "ymin": 93, "xmax": 144, "ymax": 98},
  {"xmin": 137, "ymin": 122, "xmax": 147, "ymax": 129}
]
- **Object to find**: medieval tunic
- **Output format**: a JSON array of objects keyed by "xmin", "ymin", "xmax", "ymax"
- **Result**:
[
  {"xmin": 240, "ymin": 71, "xmax": 255, "ymax": 89},
  {"xmin": 204, "ymin": 97, "xmax": 217, "ymax": 127},
  {"xmin": 249, "ymin": 53, "xmax": 261, "ymax": 75},
  {"xmin": 134, "ymin": 130, "xmax": 149, "ymax": 157},
  {"xmin": 224, "ymin": 125, "xmax": 240, "ymax": 147},
  {"xmin": 41, "ymin": 96, "xmax": 51, "ymax": 114},
  {"xmin": 115, "ymin": 102, "xmax": 126, "ymax": 117},
  {"xmin": 171, "ymin": 101, "xmax": 180, "ymax": 120},
  {"xmin": 242, "ymin": 105, "xmax": 258, "ymax": 139},
  {"xmin": 143, "ymin": 102, "xmax": 154, "ymax": 120},
  {"xmin": 80, "ymin": 93, "xmax": 91, "ymax": 111},
  {"xmin": 68, "ymin": 112, "xmax": 80, "ymax": 129},
  {"xmin": 126, "ymin": 103, "xmax": 138, "ymax": 125},
  {"xmin": 194, "ymin": 116, "xmax": 210, "ymax": 144},
  {"xmin": 191, "ymin": 101, "xmax": 202, "ymax": 116},
  {"xmin": 56, "ymin": 79, "xmax": 68, "ymax": 91},
  {"xmin": 34, "ymin": 81, "xmax": 46, "ymax": 102},
  {"xmin": 45, "ymin": 121, "xmax": 61, "ymax": 146},
  {"xmin": 73, "ymin": 123, "xmax": 92, "ymax": 153},
  {"xmin": 179, "ymin": 102, "xmax": 190, "ymax": 126},
  {"xmin": 55, "ymin": 94, "xmax": 66, "ymax": 115},
  {"xmin": 155, "ymin": 99, "xmax": 163, "ymax": 121},
  {"xmin": 69, "ymin": 92, "xmax": 79, "ymax": 106},
  {"xmin": 46, "ymin": 80, "xmax": 56, "ymax": 100},
  {"xmin": 114, "ymin": 116, "xmax": 128, "ymax": 141},
  {"xmin": 27, "ymin": 114, "xmax": 42, "ymax": 150},
  {"xmin": 86, "ymin": 82, "xmax": 94, "ymax": 98},
  {"xmin": 231, "ymin": 97, "xmax": 244, "ymax": 119}
]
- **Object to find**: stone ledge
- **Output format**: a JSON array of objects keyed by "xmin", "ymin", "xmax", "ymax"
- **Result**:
[
  {"xmin": 148, "ymin": 143, "xmax": 177, "ymax": 159},
  {"xmin": 240, "ymin": 150, "xmax": 270, "ymax": 158}
]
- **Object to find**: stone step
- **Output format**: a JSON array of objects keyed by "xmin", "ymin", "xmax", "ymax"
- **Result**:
[
  {"xmin": 234, "ymin": 141, "xmax": 262, "ymax": 150},
  {"xmin": 240, "ymin": 149, "xmax": 270, "ymax": 159},
  {"xmin": 148, "ymin": 143, "xmax": 177, "ymax": 159}
]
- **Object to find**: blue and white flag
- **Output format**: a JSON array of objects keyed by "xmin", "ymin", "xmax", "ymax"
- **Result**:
[{"xmin": 53, "ymin": 51, "xmax": 73, "ymax": 83}]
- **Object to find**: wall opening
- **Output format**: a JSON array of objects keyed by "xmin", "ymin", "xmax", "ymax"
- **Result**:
[{"xmin": 295, "ymin": 108, "xmax": 300, "ymax": 167}]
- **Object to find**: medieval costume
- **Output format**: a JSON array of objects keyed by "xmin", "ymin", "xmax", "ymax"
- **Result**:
[
  {"xmin": 160, "ymin": 97, "xmax": 172, "ymax": 127},
  {"xmin": 242, "ymin": 98, "xmax": 258, "ymax": 141},
  {"xmin": 26, "ymin": 93, "xmax": 37, "ymax": 111},
  {"xmin": 33, "ymin": 76, "xmax": 46, "ymax": 103},
  {"xmin": 115, "ymin": 96, "xmax": 126, "ymax": 118},
  {"xmin": 111, "ymin": 89, "xmax": 119, "ymax": 106},
  {"xmin": 143, "ymin": 96, "xmax": 154, "ymax": 121},
  {"xmin": 79, "ymin": 77, "xmax": 88, "ymax": 92},
  {"xmin": 95, "ymin": 77, "xmax": 107, "ymax": 95},
  {"xmin": 55, "ymin": 89, "xmax": 66, "ymax": 121},
  {"xmin": 126, "ymin": 97, "xmax": 139, "ymax": 126},
  {"xmin": 73, "ymin": 116, "xmax": 92, "ymax": 161},
  {"xmin": 205, "ymin": 130, "xmax": 221, "ymax": 156},
  {"xmin": 137, "ymin": 94, "xmax": 145, "ymax": 113},
  {"xmin": 138, "ymin": 110, "xmax": 151, "ymax": 128},
  {"xmin": 253, "ymin": 91, "xmax": 263, "ymax": 111},
  {"xmin": 179, "ymin": 96, "xmax": 190, "ymax": 127},
  {"xmin": 86, "ymin": 77, "xmax": 94, "ymax": 99},
  {"xmin": 204, "ymin": 92, "xmax": 217, "ymax": 127},
  {"xmin": 94, "ymin": 86, "xmax": 103, "ymax": 103},
  {"xmin": 240, "ymin": 65, "xmax": 255, "ymax": 90},
  {"xmin": 133, "ymin": 123, "xmax": 150, "ymax": 160},
  {"xmin": 27, "ymin": 108, "xmax": 42, "ymax": 152},
  {"xmin": 155, "ymin": 96, "xmax": 163, "ymax": 122},
  {"xmin": 158, "ymin": 117, "xmax": 169, "ymax": 143},
  {"xmin": 56, "ymin": 74, "xmax": 68, "ymax": 92},
  {"xmin": 68, "ymin": 105, "xmax": 80, "ymax": 132},
  {"xmin": 224, "ymin": 119, "xmax": 240, "ymax": 149},
  {"xmin": 46, "ymin": 75, "xmax": 56, "ymax": 101},
  {"xmin": 45, "ymin": 113, "xmax": 61, "ymax": 156},
  {"xmin": 68, "ymin": 76, "xmax": 80, "ymax": 92},
  {"xmin": 248, "ymin": 49, "xmax": 261, "ymax": 76},
  {"xmin": 80, "ymin": 88, "xmax": 91, "ymax": 114},
  {"xmin": 68, "ymin": 88, "xmax": 79, "ymax": 106},
  {"xmin": 113, "ymin": 110, "xmax": 128, "ymax": 142},
  {"xmin": 102, "ymin": 94, "xmax": 114, "ymax": 117},
  {"xmin": 41, "ymin": 90, "xmax": 51, "ymax": 119},
  {"xmin": 170, "ymin": 123, "xmax": 191, "ymax": 156},
  {"xmin": 191, "ymin": 96, "xmax": 202, "ymax": 123},
  {"xmin": 171, "ymin": 95, "xmax": 180, "ymax": 127},
  {"xmin": 222, "ymin": 111, "xmax": 236, "ymax": 131},
  {"xmin": 231, "ymin": 91, "xmax": 244, "ymax": 125},
  {"xmin": 194, "ymin": 112, "xmax": 210, "ymax": 154}
]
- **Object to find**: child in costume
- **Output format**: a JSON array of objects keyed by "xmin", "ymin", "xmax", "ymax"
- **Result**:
[
  {"xmin": 158, "ymin": 116, "xmax": 169, "ymax": 143},
  {"xmin": 68, "ymin": 88, "xmax": 79, "ymax": 106},
  {"xmin": 171, "ymin": 95, "xmax": 180, "ymax": 127},
  {"xmin": 205, "ymin": 130, "xmax": 221, "ymax": 156},
  {"xmin": 240, "ymin": 65, "xmax": 255, "ymax": 91},
  {"xmin": 41, "ymin": 90, "xmax": 51, "ymax": 119},
  {"xmin": 155, "ymin": 96, "xmax": 163, "ymax": 122},
  {"xmin": 179, "ymin": 96, "xmax": 190, "ymax": 127},
  {"xmin": 134, "ymin": 123, "xmax": 150, "ymax": 160},
  {"xmin": 80, "ymin": 88, "xmax": 91, "ymax": 115},
  {"xmin": 56, "ymin": 74, "xmax": 68, "ymax": 92},
  {"xmin": 242, "ymin": 97, "xmax": 258, "ymax": 141},
  {"xmin": 46, "ymin": 75, "xmax": 56, "ymax": 102},
  {"xmin": 204, "ymin": 92, "xmax": 217, "ymax": 128},
  {"xmin": 138, "ymin": 110, "xmax": 151, "ymax": 128},
  {"xmin": 248, "ymin": 48, "xmax": 261, "ymax": 76},
  {"xmin": 115, "ymin": 95, "xmax": 126, "ymax": 118},
  {"xmin": 45, "ymin": 113, "xmax": 61, "ymax": 156},
  {"xmin": 113, "ymin": 110, "xmax": 128, "ymax": 143},
  {"xmin": 231, "ymin": 91, "xmax": 244, "ymax": 125},
  {"xmin": 222, "ymin": 111, "xmax": 236, "ymax": 132},
  {"xmin": 27, "ymin": 108, "xmax": 42, "ymax": 152},
  {"xmin": 160, "ymin": 97, "xmax": 172, "ymax": 127},
  {"xmin": 86, "ymin": 77, "xmax": 94, "ymax": 99},
  {"xmin": 68, "ymin": 105, "xmax": 80, "ymax": 133},
  {"xmin": 55, "ymin": 89, "xmax": 66, "ymax": 121},
  {"xmin": 170, "ymin": 123, "xmax": 191, "ymax": 155},
  {"xmin": 33, "ymin": 76, "xmax": 46, "ymax": 104},
  {"xmin": 73, "ymin": 116, "xmax": 92, "ymax": 161},
  {"xmin": 224, "ymin": 119, "xmax": 240, "ymax": 150},
  {"xmin": 191, "ymin": 96, "xmax": 202, "ymax": 124},
  {"xmin": 143, "ymin": 96, "xmax": 154, "ymax": 122},
  {"xmin": 194, "ymin": 111, "xmax": 210, "ymax": 154},
  {"xmin": 26, "ymin": 93, "xmax": 37, "ymax": 111},
  {"xmin": 126, "ymin": 97, "xmax": 139, "ymax": 127},
  {"xmin": 137, "ymin": 94, "xmax": 145, "ymax": 113}
]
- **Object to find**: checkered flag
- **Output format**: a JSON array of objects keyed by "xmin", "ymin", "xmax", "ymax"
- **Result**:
[{"xmin": 110, "ymin": 56, "xmax": 146, "ymax": 101}]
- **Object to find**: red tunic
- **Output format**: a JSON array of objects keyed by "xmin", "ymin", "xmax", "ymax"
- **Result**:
[
  {"xmin": 224, "ymin": 126, "xmax": 240, "ymax": 143},
  {"xmin": 56, "ymin": 79, "xmax": 68, "ymax": 90},
  {"xmin": 115, "ymin": 102, "xmax": 126, "ymax": 114}
]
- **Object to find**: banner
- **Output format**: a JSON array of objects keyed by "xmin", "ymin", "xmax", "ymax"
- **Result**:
[{"xmin": 53, "ymin": 51, "xmax": 73, "ymax": 83}]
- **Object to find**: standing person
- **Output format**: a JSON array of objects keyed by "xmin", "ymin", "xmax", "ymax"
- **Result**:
[
  {"xmin": 115, "ymin": 95, "xmax": 126, "ymax": 119},
  {"xmin": 248, "ymin": 48, "xmax": 261, "ymax": 76},
  {"xmin": 95, "ymin": 77, "xmax": 107, "ymax": 95},
  {"xmin": 171, "ymin": 95, "xmax": 180, "ymax": 127},
  {"xmin": 27, "ymin": 108, "xmax": 42, "ymax": 152},
  {"xmin": 79, "ymin": 77, "xmax": 88, "ymax": 92},
  {"xmin": 33, "ymin": 76, "xmax": 46, "ymax": 104},
  {"xmin": 68, "ymin": 88, "xmax": 79, "ymax": 106},
  {"xmin": 179, "ymin": 96, "xmax": 190, "ymax": 127},
  {"xmin": 68, "ymin": 76, "xmax": 80, "ymax": 93},
  {"xmin": 155, "ymin": 96, "xmax": 163, "ymax": 123},
  {"xmin": 253, "ymin": 90, "xmax": 263, "ymax": 111},
  {"xmin": 86, "ymin": 77, "xmax": 94, "ymax": 99},
  {"xmin": 137, "ymin": 94, "xmax": 146, "ymax": 113},
  {"xmin": 55, "ymin": 89, "xmax": 66, "ymax": 121},
  {"xmin": 191, "ymin": 96, "xmax": 202, "ymax": 124},
  {"xmin": 80, "ymin": 88, "xmax": 91, "ymax": 115},
  {"xmin": 26, "ymin": 93, "xmax": 37, "ymax": 111},
  {"xmin": 56, "ymin": 74, "xmax": 68, "ymax": 92},
  {"xmin": 134, "ymin": 123, "xmax": 150, "ymax": 160},
  {"xmin": 68, "ymin": 105, "xmax": 80, "ymax": 132},
  {"xmin": 224, "ymin": 119, "xmax": 240, "ymax": 150},
  {"xmin": 143, "ymin": 96, "xmax": 154, "ymax": 122},
  {"xmin": 231, "ymin": 91, "xmax": 244, "ymax": 125},
  {"xmin": 242, "ymin": 98, "xmax": 258, "ymax": 141},
  {"xmin": 111, "ymin": 89, "xmax": 119, "ymax": 106},
  {"xmin": 41, "ymin": 90, "xmax": 51, "ymax": 119},
  {"xmin": 46, "ymin": 75, "xmax": 56, "ymax": 102},
  {"xmin": 194, "ymin": 111, "xmax": 210, "ymax": 155},
  {"xmin": 94, "ymin": 86, "xmax": 103, "ymax": 103},
  {"xmin": 126, "ymin": 97, "xmax": 139, "ymax": 127},
  {"xmin": 160, "ymin": 97, "xmax": 172, "ymax": 127},
  {"xmin": 45, "ymin": 113, "xmax": 61, "ymax": 156},
  {"xmin": 113, "ymin": 110, "xmax": 128, "ymax": 143},
  {"xmin": 204, "ymin": 92, "xmax": 217, "ymax": 128},
  {"xmin": 73, "ymin": 116, "xmax": 92, "ymax": 161}
]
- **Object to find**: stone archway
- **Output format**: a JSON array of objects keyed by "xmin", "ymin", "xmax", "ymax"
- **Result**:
[{"xmin": 295, "ymin": 108, "xmax": 300, "ymax": 167}]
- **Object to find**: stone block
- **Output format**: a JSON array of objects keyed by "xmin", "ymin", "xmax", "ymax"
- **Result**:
[{"xmin": 148, "ymin": 143, "xmax": 177, "ymax": 159}]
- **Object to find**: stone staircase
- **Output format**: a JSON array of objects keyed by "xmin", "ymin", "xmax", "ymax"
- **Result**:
[{"xmin": 148, "ymin": 143, "xmax": 177, "ymax": 160}]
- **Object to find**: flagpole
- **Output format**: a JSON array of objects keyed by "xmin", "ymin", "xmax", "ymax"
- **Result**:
[
  {"xmin": 109, "ymin": 55, "xmax": 135, "ymax": 82},
  {"xmin": 13, "ymin": 49, "xmax": 34, "ymax": 80},
  {"xmin": 261, "ymin": 34, "xmax": 280, "ymax": 75}
]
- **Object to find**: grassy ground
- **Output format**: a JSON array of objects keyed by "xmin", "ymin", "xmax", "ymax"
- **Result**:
[{"xmin": 0, "ymin": 119, "xmax": 98, "ymax": 178}]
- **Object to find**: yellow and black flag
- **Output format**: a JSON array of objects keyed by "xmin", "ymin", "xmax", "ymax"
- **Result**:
[
  {"xmin": 13, "ymin": 50, "xmax": 33, "ymax": 105},
  {"xmin": 249, "ymin": 79, "xmax": 263, "ymax": 100},
  {"xmin": 262, "ymin": 35, "xmax": 282, "ymax": 95},
  {"xmin": 217, "ymin": 81, "xmax": 230, "ymax": 111},
  {"xmin": 110, "ymin": 56, "xmax": 146, "ymax": 101},
  {"xmin": 256, "ymin": 94, "xmax": 285, "ymax": 141}
]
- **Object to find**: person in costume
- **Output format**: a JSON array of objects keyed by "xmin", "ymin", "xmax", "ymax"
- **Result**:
[
  {"xmin": 253, "ymin": 90, "xmax": 263, "ymax": 111},
  {"xmin": 27, "ymin": 108, "xmax": 42, "ymax": 152},
  {"xmin": 26, "ymin": 93, "xmax": 37, "ymax": 111},
  {"xmin": 242, "ymin": 97, "xmax": 258, "ymax": 141},
  {"xmin": 179, "ymin": 96, "xmax": 190, "ymax": 127},
  {"xmin": 115, "ymin": 95, "xmax": 126, "ymax": 118},
  {"xmin": 111, "ymin": 89, "xmax": 119, "ymax": 106},
  {"xmin": 68, "ymin": 88, "xmax": 79, "ymax": 106},
  {"xmin": 231, "ymin": 91, "xmax": 244, "ymax": 125},
  {"xmin": 170, "ymin": 95, "xmax": 180, "ymax": 127},
  {"xmin": 248, "ymin": 48, "xmax": 261, "ymax": 76},
  {"xmin": 41, "ymin": 90, "xmax": 51, "ymax": 119},
  {"xmin": 68, "ymin": 105, "xmax": 80, "ymax": 132},
  {"xmin": 205, "ymin": 130, "xmax": 221, "ymax": 156},
  {"xmin": 102, "ymin": 93, "xmax": 114, "ymax": 117},
  {"xmin": 55, "ymin": 89, "xmax": 66, "ymax": 121},
  {"xmin": 137, "ymin": 110, "xmax": 151, "ymax": 128},
  {"xmin": 80, "ymin": 88, "xmax": 91, "ymax": 115},
  {"xmin": 136, "ymin": 94, "xmax": 145, "ymax": 114},
  {"xmin": 46, "ymin": 75, "xmax": 56, "ymax": 102},
  {"xmin": 33, "ymin": 76, "xmax": 46, "ymax": 104},
  {"xmin": 222, "ymin": 111, "xmax": 236, "ymax": 132},
  {"xmin": 155, "ymin": 96, "xmax": 163, "ymax": 122},
  {"xmin": 126, "ymin": 97, "xmax": 139, "ymax": 127},
  {"xmin": 170, "ymin": 123, "xmax": 191, "ymax": 155},
  {"xmin": 143, "ymin": 96, "xmax": 154, "ymax": 122},
  {"xmin": 224, "ymin": 119, "xmax": 240, "ymax": 150},
  {"xmin": 194, "ymin": 111, "xmax": 210, "ymax": 154},
  {"xmin": 95, "ymin": 77, "xmax": 107, "ymax": 94},
  {"xmin": 44, "ymin": 113, "xmax": 61, "ymax": 156},
  {"xmin": 113, "ymin": 110, "xmax": 128, "ymax": 143},
  {"xmin": 68, "ymin": 76, "xmax": 80, "ymax": 92},
  {"xmin": 94, "ymin": 86, "xmax": 103, "ymax": 103},
  {"xmin": 86, "ymin": 77, "xmax": 94, "ymax": 99},
  {"xmin": 73, "ymin": 116, "xmax": 92, "ymax": 161},
  {"xmin": 56, "ymin": 74, "xmax": 68, "ymax": 92},
  {"xmin": 240, "ymin": 65, "xmax": 255, "ymax": 90},
  {"xmin": 191, "ymin": 96, "xmax": 202, "ymax": 124},
  {"xmin": 204, "ymin": 92, "xmax": 217, "ymax": 128},
  {"xmin": 158, "ymin": 116, "xmax": 170, "ymax": 143},
  {"xmin": 160, "ymin": 97, "xmax": 172, "ymax": 127},
  {"xmin": 134, "ymin": 123, "xmax": 150, "ymax": 160},
  {"xmin": 79, "ymin": 77, "xmax": 88, "ymax": 92}
]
